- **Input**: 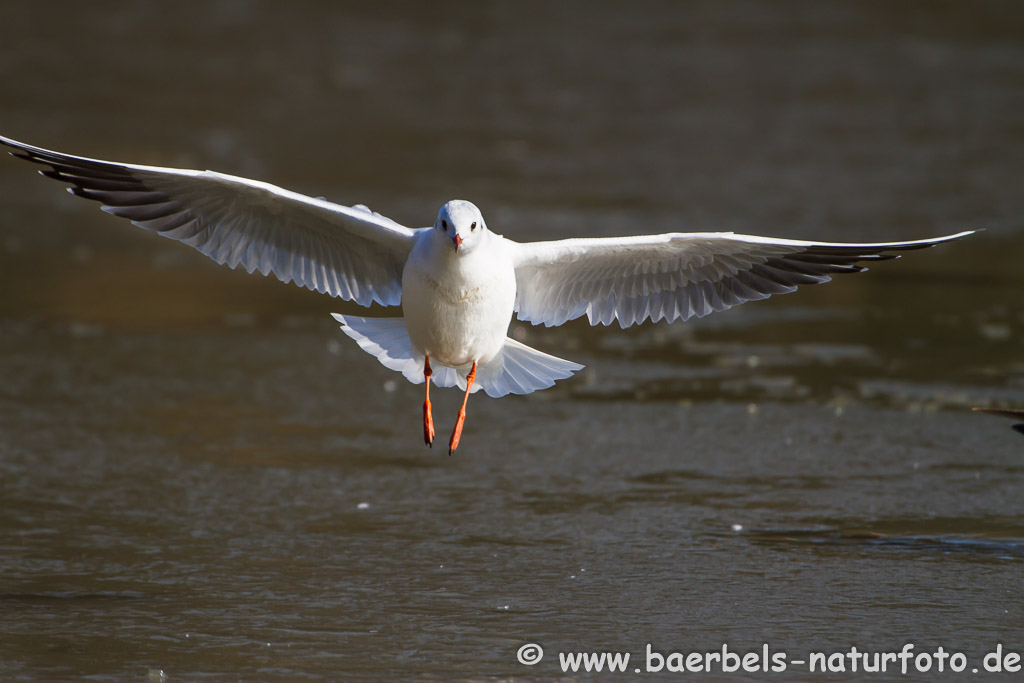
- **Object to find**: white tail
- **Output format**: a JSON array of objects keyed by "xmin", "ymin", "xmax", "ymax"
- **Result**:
[{"xmin": 331, "ymin": 314, "xmax": 583, "ymax": 398}]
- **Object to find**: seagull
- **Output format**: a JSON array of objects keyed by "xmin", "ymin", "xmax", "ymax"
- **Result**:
[{"xmin": 0, "ymin": 135, "xmax": 974, "ymax": 453}]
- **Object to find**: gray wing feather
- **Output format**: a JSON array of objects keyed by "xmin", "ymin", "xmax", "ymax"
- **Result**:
[
  {"xmin": 511, "ymin": 230, "xmax": 973, "ymax": 328},
  {"xmin": 2, "ymin": 135, "xmax": 417, "ymax": 307}
]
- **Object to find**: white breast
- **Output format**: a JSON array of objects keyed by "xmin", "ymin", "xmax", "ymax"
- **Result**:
[{"xmin": 401, "ymin": 232, "xmax": 516, "ymax": 368}]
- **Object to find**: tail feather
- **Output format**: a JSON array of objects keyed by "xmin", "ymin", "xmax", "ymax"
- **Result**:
[
  {"xmin": 331, "ymin": 314, "xmax": 430, "ymax": 385},
  {"xmin": 331, "ymin": 314, "xmax": 583, "ymax": 398},
  {"xmin": 478, "ymin": 338, "xmax": 583, "ymax": 397}
]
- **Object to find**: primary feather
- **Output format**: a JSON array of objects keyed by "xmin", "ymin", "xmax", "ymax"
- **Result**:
[
  {"xmin": 1, "ymin": 135, "xmax": 417, "ymax": 307},
  {"xmin": 509, "ymin": 231, "xmax": 972, "ymax": 328}
]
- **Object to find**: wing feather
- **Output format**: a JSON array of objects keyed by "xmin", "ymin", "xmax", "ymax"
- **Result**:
[
  {"xmin": 1, "ymin": 135, "xmax": 418, "ymax": 307},
  {"xmin": 510, "ymin": 230, "xmax": 974, "ymax": 328}
]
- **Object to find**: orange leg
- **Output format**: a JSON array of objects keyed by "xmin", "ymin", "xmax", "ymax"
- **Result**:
[
  {"xmin": 449, "ymin": 362, "xmax": 477, "ymax": 455},
  {"xmin": 423, "ymin": 355, "xmax": 434, "ymax": 447}
]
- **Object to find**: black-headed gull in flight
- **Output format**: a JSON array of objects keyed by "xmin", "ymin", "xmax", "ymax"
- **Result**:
[{"xmin": 0, "ymin": 136, "xmax": 974, "ymax": 453}]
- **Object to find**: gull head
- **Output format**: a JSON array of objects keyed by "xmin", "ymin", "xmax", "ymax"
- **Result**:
[{"xmin": 435, "ymin": 200, "xmax": 486, "ymax": 254}]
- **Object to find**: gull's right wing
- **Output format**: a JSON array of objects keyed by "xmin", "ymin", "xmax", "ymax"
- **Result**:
[{"xmin": 1, "ymin": 135, "xmax": 420, "ymax": 307}]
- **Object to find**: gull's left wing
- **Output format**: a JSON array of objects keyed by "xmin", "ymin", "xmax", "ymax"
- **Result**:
[{"xmin": 509, "ymin": 230, "xmax": 974, "ymax": 328}]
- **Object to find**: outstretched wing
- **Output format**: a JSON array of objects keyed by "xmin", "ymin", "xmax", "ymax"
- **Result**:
[
  {"xmin": 510, "ymin": 230, "xmax": 974, "ymax": 328},
  {"xmin": 1, "ymin": 135, "xmax": 418, "ymax": 307}
]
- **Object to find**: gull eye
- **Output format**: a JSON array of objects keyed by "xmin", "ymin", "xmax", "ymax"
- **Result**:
[
  {"xmin": 441, "ymin": 219, "xmax": 448, "ymax": 231},
  {"xmin": 470, "ymin": 221, "xmax": 477, "ymax": 231}
]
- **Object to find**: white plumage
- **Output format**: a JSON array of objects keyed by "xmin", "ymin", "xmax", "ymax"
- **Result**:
[{"xmin": 0, "ymin": 135, "xmax": 974, "ymax": 452}]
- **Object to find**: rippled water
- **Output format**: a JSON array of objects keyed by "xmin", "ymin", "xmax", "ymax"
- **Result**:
[{"xmin": 1, "ymin": 2, "xmax": 1022, "ymax": 680}]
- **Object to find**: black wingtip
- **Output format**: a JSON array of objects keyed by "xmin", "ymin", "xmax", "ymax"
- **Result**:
[{"xmin": 974, "ymin": 407, "xmax": 1024, "ymax": 436}]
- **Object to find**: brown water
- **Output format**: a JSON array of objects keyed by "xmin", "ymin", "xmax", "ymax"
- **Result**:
[{"xmin": 1, "ymin": 2, "xmax": 1023, "ymax": 680}]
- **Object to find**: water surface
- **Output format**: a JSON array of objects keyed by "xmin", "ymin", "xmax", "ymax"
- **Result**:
[{"xmin": 0, "ymin": 2, "xmax": 1022, "ymax": 680}]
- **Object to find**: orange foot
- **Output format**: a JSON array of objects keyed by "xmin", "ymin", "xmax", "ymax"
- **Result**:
[
  {"xmin": 448, "ymin": 362, "xmax": 476, "ymax": 455},
  {"xmin": 424, "ymin": 398, "xmax": 434, "ymax": 447},
  {"xmin": 449, "ymin": 408, "xmax": 466, "ymax": 455},
  {"xmin": 423, "ymin": 356, "xmax": 434, "ymax": 447}
]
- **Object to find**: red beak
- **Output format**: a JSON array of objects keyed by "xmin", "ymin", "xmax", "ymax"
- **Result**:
[{"xmin": 452, "ymin": 234, "xmax": 463, "ymax": 249}]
